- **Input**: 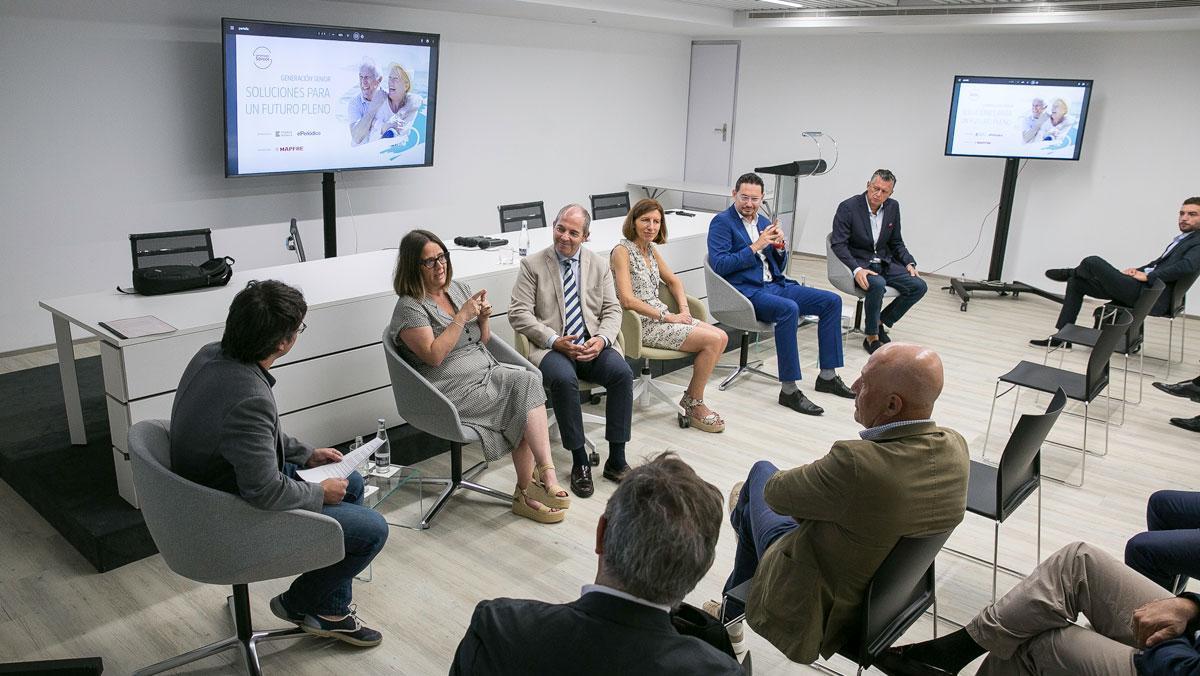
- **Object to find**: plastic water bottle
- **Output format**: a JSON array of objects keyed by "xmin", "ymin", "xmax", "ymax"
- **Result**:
[
  {"xmin": 374, "ymin": 418, "xmax": 390, "ymax": 470},
  {"xmin": 518, "ymin": 220, "xmax": 529, "ymax": 257},
  {"xmin": 352, "ymin": 435, "xmax": 368, "ymax": 473}
]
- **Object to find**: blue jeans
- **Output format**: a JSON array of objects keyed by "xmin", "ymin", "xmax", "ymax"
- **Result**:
[
  {"xmin": 281, "ymin": 466, "xmax": 389, "ymax": 616},
  {"xmin": 1124, "ymin": 490, "xmax": 1200, "ymax": 591},
  {"xmin": 863, "ymin": 271, "xmax": 927, "ymax": 336},
  {"xmin": 723, "ymin": 460, "xmax": 799, "ymax": 615},
  {"xmin": 748, "ymin": 279, "xmax": 844, "ymax": 382}
]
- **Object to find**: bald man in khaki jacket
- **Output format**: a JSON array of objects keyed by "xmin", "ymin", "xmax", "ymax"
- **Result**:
[{"xmin": 715, "ymin": 344, "xmax": 969, "ymax": 664}]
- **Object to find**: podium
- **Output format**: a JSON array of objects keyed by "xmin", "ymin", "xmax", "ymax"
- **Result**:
[{"xmin": 755, "ymin": 136, "xmax": 837, "ymax": 274}]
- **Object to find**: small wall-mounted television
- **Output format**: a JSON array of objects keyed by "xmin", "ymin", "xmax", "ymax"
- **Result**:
[
  {"xmin": 945, "ymin": 75, "xmax": 1093, "ymax": 161},
  {"xmin": 222, "ymin": 18, "xmax": 440, "ymax": 177}
]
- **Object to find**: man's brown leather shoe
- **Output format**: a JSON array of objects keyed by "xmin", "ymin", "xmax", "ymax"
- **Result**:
[{"xmin": 570, "ymin": 464, "xmax": 594, "ymax": 498}]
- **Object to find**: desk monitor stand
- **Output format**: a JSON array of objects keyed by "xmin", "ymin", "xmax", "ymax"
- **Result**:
[
  {"xmin": 754, "ymin": 132, "xmax": 838, "ymax": 276},
  {"xmin": 944, "ymin": 157, "xmax": 1062, "ymax": 311}
]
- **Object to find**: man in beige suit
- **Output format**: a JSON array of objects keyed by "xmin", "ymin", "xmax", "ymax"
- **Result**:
[
  {"xmin": 508, "ymin": 203, "xmax": 632, "ymax": 498},
  {"xmin": 714, "ymin": 343, "xmax": 969, "ymax": 664}
]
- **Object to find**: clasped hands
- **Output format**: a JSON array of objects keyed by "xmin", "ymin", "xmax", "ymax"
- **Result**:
[
  {"xmin": 1122, "ymin": 267, "xmax": 1149, "ymax": 282},
  {"xmin": 854, "ymin": 264, "xmax": 919, "ymax": 290},
  {"xmin": 752, "ymin": 221, "xmax": 785, "ymax": 252},
  {"xmin": 553, "ymin": 335, "xmax": 606, "ymax": 362}
]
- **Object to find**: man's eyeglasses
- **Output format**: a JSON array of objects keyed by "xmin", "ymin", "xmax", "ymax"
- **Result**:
[
  {"xmin": 297, "ymin": 322, "xmax": 307, "ymax": 335},
  {"xmin": 420, "ymin": 253, "xmax": 449, "ymax": 269},
  {"xmin": 735, "ymin": 194, "xmax": 763, "ymax": 204}
]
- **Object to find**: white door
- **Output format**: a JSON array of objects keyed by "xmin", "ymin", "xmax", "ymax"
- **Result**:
[{"xmin": 683, "ymin": 41, "xmax": 739, "ymax": 212}]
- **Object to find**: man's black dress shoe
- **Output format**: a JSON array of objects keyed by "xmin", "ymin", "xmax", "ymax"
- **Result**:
[
  {"xmin": 878, "ymin": 325, "xmax": 892, "ymax": 344},
  {"xmin": 779, "ymin": 390, "xmax": 824, "ymax": 416},
  {"xmin": 1153, "ymin": 380, "xmax": 1200, "ymax": 403},
  {"xmin": 1044, "ymin": 268, "xmax": 1073, "ymax": 283},
  {"xmin": 815, "ymin": 375, "xmax": 855, "ymax": 399},
  {"xmin": 873, "ymin": 646, "xmax": 955, "ymax": 676},
  {"xmin": 602, "ymin": 463, "xmax": 630, "ymax": 482},
  {"xmin": 570, "ymin": 464, "xmax": 594, "ymax": 497},
  {"xmin": 1170, "ymin": 416, "xmax": 1200, "ymax": 433},
  {"xmin": 863, "ymin": 337, "xmax": 883, "ymax": 354},
  {"xmin": 1029, "ymin": 337, "xmax": 1072, "ymax": 349}
]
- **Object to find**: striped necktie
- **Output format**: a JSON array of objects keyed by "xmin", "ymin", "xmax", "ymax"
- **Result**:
[{"xmin": 562, "ymin": 259, "xmax": 586, "ymax": 344}]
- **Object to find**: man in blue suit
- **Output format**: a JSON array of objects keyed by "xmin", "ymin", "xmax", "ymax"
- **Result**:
[
  {"xmin": 708, "ymin": 172, "xmax": 853, "ymax": 416},
  {"xmin": 830, "ymin": 169, "xmax": 926, "ymax": 355}
]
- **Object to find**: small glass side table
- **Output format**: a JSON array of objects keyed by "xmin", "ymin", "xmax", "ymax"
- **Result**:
[{"xmin": 355, "ymin": 465, "xmax": 423, "ymax": 583}]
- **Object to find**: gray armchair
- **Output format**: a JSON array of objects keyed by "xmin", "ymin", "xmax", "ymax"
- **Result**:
[
  {"xmin": 382, "ymin": 329, "xmax": 530, "ymax": 529},
  {"xmin": 128, "ymin": 419, "xmax": 344, "ymax": 676},
  {"xmin": 826, "ymin": 232, "xmax": 898, "ymax": 334},
  {"xmin": 703, "ymin": 256, "xmax": 777, "ymax": 391}
]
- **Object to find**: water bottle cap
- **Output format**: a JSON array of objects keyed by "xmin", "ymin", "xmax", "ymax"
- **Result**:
[{"xmin": 377, "ymin": 418, "xmax": 385, "ymax": 424}]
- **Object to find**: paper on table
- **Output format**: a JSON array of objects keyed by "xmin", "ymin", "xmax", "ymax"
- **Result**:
[
  {"xmin": 98, "ymin": 315, "xmax": 176, "ymax": 340},
  {"xmin": 295, "ymin": 438, "xmax": 383, "ymax": 482}
]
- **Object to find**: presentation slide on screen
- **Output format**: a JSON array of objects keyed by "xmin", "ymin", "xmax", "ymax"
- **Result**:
[
  {"xmin": 229, "ymin": 34, "xmax": 433, "ymax": 175},
  {"xmin": 946, "ymin": 79, "xmax": 1090, "ymax": 160}
]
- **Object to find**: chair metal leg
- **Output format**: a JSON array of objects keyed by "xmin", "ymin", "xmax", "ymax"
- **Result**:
[
  {"xmin": 133, "ymin": 585, "xmax": 310, "ymax": 676},
  {"xmin": 1037, "ymin": 485, "xmax": 1042, "ymax": 563},
  {"xmin": 632, "ymin": 362, "xmax": 686, "ymax": 410},
  {"xmin": 981, "ymin": 381, "xmax": 1003, "ymax": 462},
  {"xmin": 717, "ymin": 333, "xmax": 776, "ymax": 391},
  {"xmin": 412, "ymin": 446, "xmax": 512, "ymax": 530}
]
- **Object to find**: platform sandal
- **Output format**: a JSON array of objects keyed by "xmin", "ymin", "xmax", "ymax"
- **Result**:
[
  {"xmin": 526, "ymin": 463, "xmax": 571, "ymax": 509},
  {"xmin": 678, "ymin": 393, "xmax": 725, "ymax": 433},
  {"xmin": 512, "ymin": 485, "xmax": 566, "ymax": 524}
]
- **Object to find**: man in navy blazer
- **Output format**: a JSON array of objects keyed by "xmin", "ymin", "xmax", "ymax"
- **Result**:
[
  {"xmin": 830, "ymin": 169, "xmax": 927, "ymax": 354},
  {"xmin": 708, "ymin": 172, "xmax": 853, "ymax": 417},
  {"xmin": 1032, "ymin": 197, "xmax": 1200, "ymax": 347}
]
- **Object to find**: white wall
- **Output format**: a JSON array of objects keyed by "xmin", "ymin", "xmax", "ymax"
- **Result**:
[
  {"xmin": 0, "ymin": 0, "xmax": 691, "ymax": 353},
  {"xmin": 730, "ymin": 31, "xmax": 1199, "ymax": 309}
]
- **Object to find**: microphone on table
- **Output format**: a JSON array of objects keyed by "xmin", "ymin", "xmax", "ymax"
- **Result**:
[{"xmin": 453, "ymin": 236, "xmax": 509, "ymax": 250}]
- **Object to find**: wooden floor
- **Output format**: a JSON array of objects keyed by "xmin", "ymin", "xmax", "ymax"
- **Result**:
[{"xmin": 2, "ymin": 255, "xmax": 1197, "ymax": 675}]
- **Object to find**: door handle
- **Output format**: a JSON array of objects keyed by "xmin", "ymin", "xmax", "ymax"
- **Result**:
[{"xmin": 713, "ymin": 122, "xmax": 728, "ymax": 142}]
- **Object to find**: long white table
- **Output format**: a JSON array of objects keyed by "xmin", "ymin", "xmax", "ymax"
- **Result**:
[
  {"xmin": 628, "ymin": 177, "xmax": 774, "ymax": 208},
  {"xmin": 40, "ymin": 211, "xmax": 716, "ymax": 507}
]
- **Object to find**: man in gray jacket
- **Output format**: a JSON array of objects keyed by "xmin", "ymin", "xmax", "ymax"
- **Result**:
[{"xmin": 170, "ymin": 280, "xmax": 388, "ymax": 647}]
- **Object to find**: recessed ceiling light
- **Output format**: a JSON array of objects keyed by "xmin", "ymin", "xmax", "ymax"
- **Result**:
[{"xmin": 760, "ymin": 0, "xmax": 805, "ymax": 7}]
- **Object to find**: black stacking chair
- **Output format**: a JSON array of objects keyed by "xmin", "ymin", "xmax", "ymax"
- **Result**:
[
  {"xmin": 723, "ymin": 530, "xmax": 953, "ymax": 675},
  {"xmin": 498, "ymin": 201, "xmax": 547, "ymax": 232},
  {"xmin": 1102, "ymin": 267, "xmax": 1198, "ymax": 380},
  {"xmin": 948, "ymin": 389, "xmax": 1065, "ymax": 602},
  {"xmin": 589, "ymin": 191, "xmax": 631, "ymax": 220},
  {"xmin": 1051, "ymin": 280, "xmax": 1163, "ymax": 420},
  {"xmin": 984, "ymin": 309, "xmax": 1132, "ymax": 488}
]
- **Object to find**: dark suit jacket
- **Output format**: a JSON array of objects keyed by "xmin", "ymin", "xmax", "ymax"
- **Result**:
[
  {"xmin": 169, "ymin": 343, "xmax": 322, "ymax": 512},
  {"xmin": 707, "ymin": 205, "xmax": 791, "ymax": 295},
  {"xmin": 1138, "ymin": 230, "xmax": 1200, "ymax": 316},
  {"xmin": 830, "ymin": 193, "xmax": 915, "ymax": 277},
  {"xmin": 745, "ymin": 422, "xmax": 969, "ymax": 664},
  {"xmin": 450, "ymin": 592, "xmax": 743, "ymax": 676}
]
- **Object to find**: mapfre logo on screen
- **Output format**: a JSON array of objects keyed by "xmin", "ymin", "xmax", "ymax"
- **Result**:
[{"xmin": 253, "ymin": 47, "xmax": 272, "ymax": 69}]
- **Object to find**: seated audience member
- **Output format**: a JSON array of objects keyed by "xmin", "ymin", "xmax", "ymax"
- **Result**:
[
  {"xmin": 712, "ymin": 343, "xmax": 968, "ymax": 664},
  {"xmin": 450, "ymin": 453, "xmax": 744, "ymax": 675},
  {"xmin": 707, "ymin": 172, "xmax": 854, "ymax": 416},
  {"xmin": 170, "ymin": 280, "xmax": 388, "ymax": 646},
  {"xmin": 612, "ymin": 198, "xmax": 730, "ymax": 432},
  {"xmin": 877, "ymin": 542, "xmax": 1200, "ymax": 676},
  {"xmin": 1031, "ymin": 197, "xmax": 1200, "ymax": 347},
  {"xmin": 1152, "ymin": 373, "xmax": 1200, "ymax": 433},
  {"xmin": 388, "ymin": 229, "xmax": 569, "ymax": 524},
  {"xmin": 1126, "ymin": 490, "xmax": 1200, "ymax": 592},
  {"xmin": 508, "ymin": 203, "xmax": 634, "ymax": 496},
  {"xmin": 830, "ymin": 169, "xmax": 927, "ymax": 354}
]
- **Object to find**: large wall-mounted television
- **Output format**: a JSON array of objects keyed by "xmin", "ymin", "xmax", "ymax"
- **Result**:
[
  {"xmin": 945, "ymin": 75, "xmax": 1093, "ymax": 161},
  {"xmin": 222, "ymin": 18, "xmax": 440, "ymax": 177}
]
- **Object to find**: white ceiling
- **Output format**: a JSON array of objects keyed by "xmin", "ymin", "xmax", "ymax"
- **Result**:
[{"xmin": 343, "ymin": 0, "xmax": 1200, "ymax": 34}]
